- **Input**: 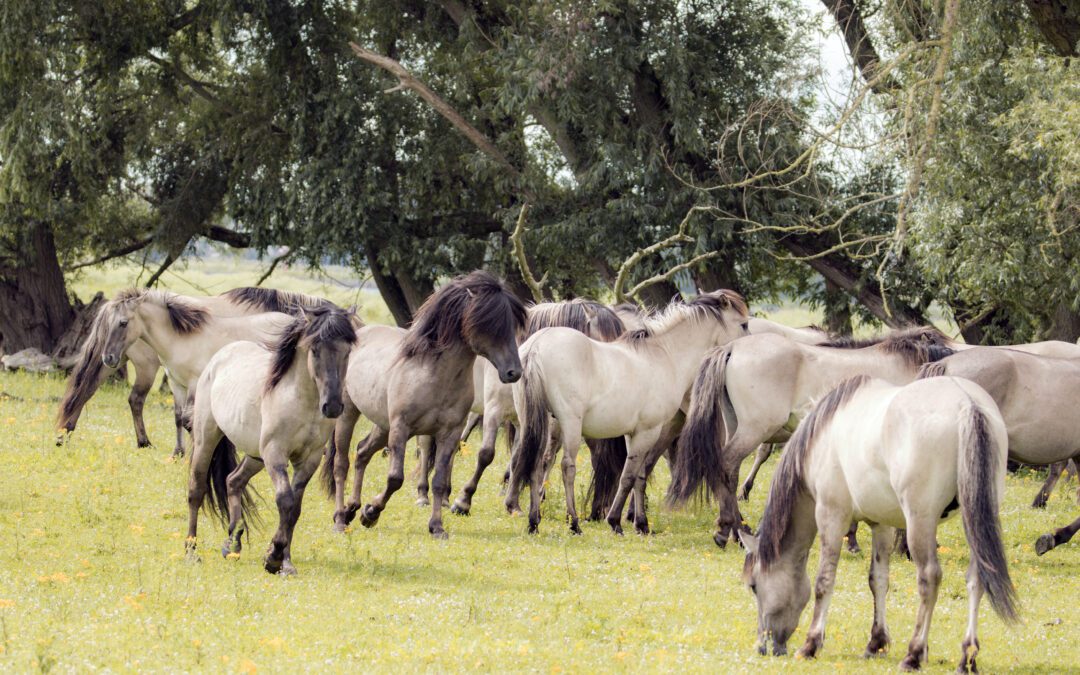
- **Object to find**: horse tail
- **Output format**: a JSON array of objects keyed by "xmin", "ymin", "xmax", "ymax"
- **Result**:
[
  {"xmin": 585, "ymin": 436, "xmax": 627, "ymax": 521},
  {"xmin": 918, "ymin": 360, "xmax": 948, "ymax": 379},
  {"xmin": 667, "ymin": 346, "xmax": 731, "ymax": 507},
  {"xmin": 957, "ymin": 401, "xmax": 1019, "ymax": 623},
  {"xmin": 509, "ymin": 352, "xmax": 550, "ymax": 495},
  {"xmin": 320, "ymin": 433, "xmax": 338, "ymax": 498}
]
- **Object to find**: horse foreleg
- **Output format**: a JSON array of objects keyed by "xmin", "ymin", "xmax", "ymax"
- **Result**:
[
  {"xmin": 222, "ymin": 456, "xmax": 264, "ymax": 557},
  {"xmin": 796, "ymin": 508, "xmax": 849, "ymax": 659},
  {"xmin": 360, "ymin": 425, "xmax": 409, "ymax": 528},
  {"xmin": 170, "ymin": 381, "xmax": 189, "ymax": 458},
  {"xmin": 605, "ymin": 427, "xmax": 662, "ymax": 536},
  {"xmin": 738, "ymin": 444, "xmax": 773, "ymax": 501},
  {"xmin": 1035, "ymin": 511, "xmax": 1080, "ymax": 555},
  {"xmin": 428, "ymin": 426, "xmax": 464, "ymax": 539},
  {"xmin": 453, "ymin": 405, "xmax": 502, "ymax": 516},
  {"xmin": 275, "ymin": 448, "xmax": 323, "ymax": 573},
  {"xmin": 559, "ymin": 423, "xmax": 583, "ymax": 535},
  {"xmin": 864, "ymin": 524, "xmax": 895, "ymax": 657},
  {"xmin": 1033, "ymin": 461, "xmax": 1067, "ymax": 509},
  {"xmin": 128, "ymin": 363, "xmax": 155, "ymax": 449},
  {"xmin": 899, "ymin": 518, "xmax": 943, "ymax": 671},
  {"xmin": 330, "ymin": 403, "xmax": 360, "ymax": 531},
  {"xmin": 415, "ymin": 435, "xmax": 435, "ymax": 506},
  {"xmin": 263, "ymin": 459, "xmax": 297, "ymax": 575},
  {"xmin": 185, "ymin": 419, "xmax": 220, "ymax": 562}
]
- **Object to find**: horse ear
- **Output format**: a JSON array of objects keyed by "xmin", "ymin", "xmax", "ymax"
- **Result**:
[
  {"xmin": 346, "ymin": 304, "xmax": 359, "ymax": 315},
  {"xmin": 465, "ymin": 287, "xmax": 476, "ymax": 299},
  {"xmin": 737, "ymin": 530, "xmax": 758, "ymax": 554},
  {"xmin": 301, "ymin": 307, "xmax": 318, "ymax": 322}
]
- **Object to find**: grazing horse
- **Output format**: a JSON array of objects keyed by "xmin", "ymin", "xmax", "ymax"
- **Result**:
[
  {"xmin": 508, "ymin": 290, "xmax": 750, "ymax": 536},
  {"xmin": 920, "ymin": 348, "xmax": 1080, "ymax": 555},
  {"xmin": 57, "ymin": 287, "xmax": 332, "ymax": 454},
  {"xmin": 669, "ymin": 327, "xmax": 954, "ymax": 548},
  {"xmin": 740, "ymin": 375, "xmax": 1017, "ymax": 672},
  {"xmin": 324, "ymin": 271, "xmax": 526, "ymax": 539},
  {"xmin": 185, "ymin": 306, "xmax": 357, "ymax": 575},
  {"xmin": 85, "ymin": 289, "xmax": 297, "ymax": 455},
  {"xmin": 449, "ymin": 299, "xmax": 628, "ymax": 517}
]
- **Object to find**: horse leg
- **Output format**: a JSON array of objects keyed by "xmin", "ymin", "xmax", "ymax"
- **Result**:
[
  {"xmin": 796, "ymin": 508, "xmax": 850, "ymax": 659},
  {"xmin": 460, "ymin": 412, "xmax": 482, "ymax": 444},
  {"xmin": 128, "ymin": 362, "xmax": 155, "ymax": 449},
  {"xmin": 845, "ymin": 521, "xmax": 862, "ymax": 554},
  {"xmin": 559, "ymin": 422, "xmax": 584, "ymax": 535},
  {"xmin": 428, "ymin": 426, "xmax": 464, "ymax": 539},
  {"xmin": 221, "ymin": 456, "xmax": 264, "ymax": 557},
  {"xmin": 864, "ymin": 524, "xmax": 896, "ymax": 657},
  {"xmin": 275, "ymin": 448, "xmax": 323, "ymax": 574},
  {"xmin": 170, "ymin": 381, "xmax": 189, "ymax": 458},
  {"xmin": 955, "ymin": 560, "xmax": 984, "ymax": 673},
  {"xmin": 416, "ymin": 435, "xmax": 434, "ymax": 506},
  {"xmin": 738, "ymin": 444, "xmax": 773, "ymax": 501},
  {"xmin": 185, "ymin": 415, "xmax": 221, "ymax": 562},
  {"xmin": 263, "ymin": 458, "xmax": 297, "ymax": 575},
  {"xmin": 899, "ymin": 518, "xmax": 943, "ymax": 671},
  {"xmin": 716, "ymin": 431, "xmax": 762, "ymax": 548},
  {"xmin": 501, "ymin": 422, "xmax": 516, "ymax": 492},
  {"xmin": 360, "ymin": 424, "xmax": 409, "ymax": 528},
  {"xmin": 1033, "ymin": 461, "xmax": 1067, "ymax": 509},
  {"xmin": 1035, "ymin": 511, "xmax": 1080, "ymax": 555},
  {"xmin": 629, "ymin": 436, "xmax": 670, "ymax": 535},
  {"xmin": 453, "ymin": 405, "xmax": 501, "ymax": 516},
  {"xmin": 526, "ymin": 423, "xmax": 563, "ymax": 534},
  {"xmin": 330, "ymin": 402, "xmax": 361, "ymax": 531},
  {"xmin": 605, "ymin": 427, "xmax": 663, "ymax": 536}
]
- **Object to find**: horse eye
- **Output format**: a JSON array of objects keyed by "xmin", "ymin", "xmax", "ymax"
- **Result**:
[
  {"xmin": 749, "ymin": 582, "xmax": 757, "ymax": 595},
  {"xmin": 119, "ymin": 320, "xmax": 129, "ymax": 327}
]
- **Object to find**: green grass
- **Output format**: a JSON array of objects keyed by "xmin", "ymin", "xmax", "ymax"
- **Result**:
[{"xmin": 0, "ymin": 371, "xmax": 1077, "ymax": 672}]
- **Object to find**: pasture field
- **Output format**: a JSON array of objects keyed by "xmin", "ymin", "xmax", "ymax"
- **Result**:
[{"xmin": 0, "ymin": 371, "xmax": 1077, "ymax": 672}]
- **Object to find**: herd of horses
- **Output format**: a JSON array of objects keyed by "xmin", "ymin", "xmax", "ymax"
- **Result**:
[{"xmin": 54, "ymin": 270, "xmax": 1080, "ymax": 671}]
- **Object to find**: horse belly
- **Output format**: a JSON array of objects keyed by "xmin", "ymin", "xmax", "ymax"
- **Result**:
[{"xmin": 210, "ymin": 377, "xmax": 264, "ymax": 455}]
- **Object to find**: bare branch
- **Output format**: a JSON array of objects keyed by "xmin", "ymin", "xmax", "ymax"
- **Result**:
[
  {"xmin": 70, "ymin": 236, "xmax": 154, "ymax": 270},
  {"xmin": 143, "ymin": 253, "xmax": 177, "ymax": 288},
  {"xmin": 256, "ymin": 248, "xmax": 293, "ymax": 286},
  {"xmin": 613, "ymin": 206, "xmax": 713, "ymax": 303},
  {"xmin": 627, "ymin": 251, "xmax": 722, "ymax": 300},
  {"xmin": 510, "ymin": 204, "xmax": 548, "ymax": 303}
]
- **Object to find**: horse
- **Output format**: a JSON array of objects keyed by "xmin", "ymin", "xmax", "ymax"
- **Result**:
[
  {"xmin": 668, "ymin": 327, "xmax": 955, "ymax": 548},
  {"xmin": 57, "ymin": 287, "xmax": 332, "ymax": 455},
  {"xmin": 508, "ymin": 290, "xmax": 750, "ymax": 536},
  {"xmin": 448, "ymin": 299, "xmax": 628, "ymax": 518},
  {"xmin": 71, "ymin": 289, "xmax": 299, "ymax": 456},
  {"xmin": 185, "ymin": 306, "xmax": 357, "ymax": 575},
  {"xmin": 739, "ymin": 375, "xmax": 1017, "ymax": 672},
  {"xmin": 1032, "ymin": 458, "xmax": 1078, "ymax": 509},
  {"xmin": 920, "ymin": 348, "xmax": 1080, "ymax": 555},
  {"xmin": 323, "ymin": 271, "xmax": 526, "ymax": 539}
]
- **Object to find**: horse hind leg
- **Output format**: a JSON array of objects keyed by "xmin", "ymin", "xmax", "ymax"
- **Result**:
[
  {"xmin": 1035, "ymin": 512, "xmax": 1080, "ymax": 555},
  {"xmin": 738, "ymin": 444, "xmax": 774, "ymax": 501},
  {"xmin": 864, "ymin": 524, "xmax": 895, "ymax": 658},
  {"xmin": 956, "ymin": 561, "xmax": 985, "ymax": 673},
  {"xmin": 715, "ymin": 431, "xmax": 763, "ymax": 548},
  {"xmin": 185, "ymin": 415, "xmax": 221, "ymax": 562},
  {"xmin": 898, "ymin": 518, "xmax": 943, "ymax": 671},
  {"xmin": 359, "ymin": 425, "xmax": 409, "ymax": 528},
  {"xmin": 452, "ymin": 409, "xmax": 501, "ymax": 516},
  {"xmin": 415, "ymin": 436, "xmax": 435, "ymax": 506},
  {"xmin": 1032, "ymin": 461, "xmax": 1067, "ymax": 509},
  {"xmin": 559, "ymin": 423, "xmax": 584, "ymax": 535},
  {"xmin": 221, "ymin": 456, "xmax": 264, "ymax": 558}
]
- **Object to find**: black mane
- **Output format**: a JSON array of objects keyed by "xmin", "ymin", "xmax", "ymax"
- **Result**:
[
  {"xmin": 265, "ymin": 306, "xmax": 357, "ymax": 391},
  {"xmin": 526, "ymin": 299, "xmax": 625, "ymax": 341},
  {"xmin": 400, "ymin": 271, "xmax": 526, "ymax": 359},
  {"xmin": 223, "ymin": 287, "xmax": 334, "ymax": 315},
  {"xmin": 821, "ymin": 326, "xmax": 954, "ymax": 366}
]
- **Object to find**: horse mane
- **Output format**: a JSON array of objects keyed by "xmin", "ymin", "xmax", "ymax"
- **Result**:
[
  {"xmin": 400, "ymin": 271, "xmax": 526, "ymax": 359},
  {"xmin": 265, "ymin": 306, "xmax": 357, "ymax": 392},
  {"xmin": 620, "ymin": 290, "xmax": 748, "ymax": 344},
  {"xmin": 753, "ymin": 374, "xmax": 871, "ymax": 571},
  {"xmin": 222, "ymin": 287, "xmax": 334, "ymax": 315},
  {"xmin": 57, "ymin": 306, "xmax": 114, "ymax": 430},
  {"xmin": 114, "ymin": 288, "xmax": 209, "ymax": 334},
  {"xmin": 821, "ymin": 326, "xmax": 954, "ymax": 366},
  {"xmin": 526, "ymin": 299, "xmax": 625, "ymax": 341}
]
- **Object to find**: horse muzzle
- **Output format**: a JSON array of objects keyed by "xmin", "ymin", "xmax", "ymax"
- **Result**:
[
  {"xmin": 499, "ymin": 367, "xmax": 521, "ymax": 384},
  {"xmin": 321, "ymin": 400, "xmax": 344, "ymax": 419},
  {"xmin": 102, "ymin": 353, "xmax": 120, "ymax": 368}
]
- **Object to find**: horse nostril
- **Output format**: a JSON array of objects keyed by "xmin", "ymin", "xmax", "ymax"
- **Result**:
[{"xmin": 504, "ymin": 368, "xmax": 520, "ymax": 382}]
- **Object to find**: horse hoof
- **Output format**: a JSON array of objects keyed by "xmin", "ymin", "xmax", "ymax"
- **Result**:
[
  {"xmin": 1035, "ymin": 533, "xmax": 1056, "ymax": 556},
  {"xmin": 450, "ymin": 502, "xmax": 470, "ymax": 516},
  {"xmin": 278, "ymin": 561, "xmax": 297, "ymax": 576},
  {"xmin": 569, "ymin": 521, "xmax": 582, "ymax": 535},
  {"xmin": 415, "ymin": 496, "xmax": 430, "ymax": 507},
  {"xmin": 430, "ymin": 528, "xmax": 449, "ymax": 540},
  {"xmin": 172, "ymin": 449, "xmax": 185, "ymax": 459},
  {"xmin": 263, "ymin": 558, "xmax": 282, "ymax": 574},
  {"xmin": 331, "ymin": 519, "xmax": 347, "ymax": 534},
  {"xmin": 635, "ymin": 523, "xmax": 650, "ymax": 536},
  {"xmin": 847, "ymin": 543, "xmax": 862, "ymax": 554},
  {"xmin": 527, "ymin": 517, "xmax": 540, "ymax": 534},
  {"xmin": 138, "ymin": 440, "xmax": 152, "ymax": 449},
  {"xmin": 1032, "ymin": 494, "xmax": 1048, "ymax": 509},
  {"xmin": 341, "ymin": 505, "xmax": 358, "ymax": 526},
  {"xmin": 899, "ymin": 653, "xmax": 922, "ymax": 671},
  {"xmin": 713, "ymin": 531, "xmax": 729, "ymax": 549},
  {"xmin": 359, "ymin": 505, "xmax": 381, "ymax": 528}
]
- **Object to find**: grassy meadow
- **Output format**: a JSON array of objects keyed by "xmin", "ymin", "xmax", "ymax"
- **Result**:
[{"xmin": 0, "ymin": 368, "xmax": 1078, "ymax": 672}]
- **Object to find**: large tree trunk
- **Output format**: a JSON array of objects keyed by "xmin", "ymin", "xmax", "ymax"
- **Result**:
[
  {"xmin": 0, "ymin": 224, "xmax": 74, "ymax": 353},
  {"xmin": 823, "ymin": 278, "xmax": 854, "ymax": 335},
  {"xmin": 1044, "ymin": 301, "xmax": 1080, "ymax": 342},
  {"xmin": 366, "ymin": 247, "xmax": 414, "ymax": 327}
]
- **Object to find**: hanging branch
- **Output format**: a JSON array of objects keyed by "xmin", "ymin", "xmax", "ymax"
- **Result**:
[
  {"xmin": 509, "ymin": 204, "xmax": 548, "ymax": 303},
  {"xmin": 256, "ymin": 248, "xmax": 293, "ymax": 286},
  {"xmin": 70, "ymin": 236, "xmax": 154, "ymax": 270},
  {"xmin": 613, "ymin": 206, "xmax": 714, "ymax": 303}
]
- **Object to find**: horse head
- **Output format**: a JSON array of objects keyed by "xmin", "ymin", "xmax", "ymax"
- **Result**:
[
  {"xmin": 301, "ymin": 307, "xmax": 358, "ymax": 419},
  {"xmin": 739, "ymin": 531, "xmax": 811, "ymax": 657}
]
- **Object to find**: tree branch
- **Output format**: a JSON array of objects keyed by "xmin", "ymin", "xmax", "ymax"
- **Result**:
[
  {"xmin": 143, "ymin": 253, "xmax": 177, "ymax": 288},
  {"xmin": 70, "ymin": 236, "xmax": 154, "ymax": 270},
  {"xmin": 613, "ymin": 206, "xmax": 712, "ymax": 303},
  {"xmin": 256, "ymin": 248, "xmax": 292, "ymax": 286},
  {"xmin": 821, "ymin": 0, "xmax": 899, "ymax": 93},
  {"xmin": 509, "ymin": 204, "xmax": 548, "ymax": 303},
  {"xmin": 204, "ymin": 226, "xmax": 251, "ymax": 248},
  {"xmin": 627, "ymin": 251, "xmax": 722, "ymax": 300}
]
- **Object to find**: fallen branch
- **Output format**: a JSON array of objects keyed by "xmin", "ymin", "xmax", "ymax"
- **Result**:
[{"xmin": 509, "ymin": 204, "xmax": 548, "ymax": 303}]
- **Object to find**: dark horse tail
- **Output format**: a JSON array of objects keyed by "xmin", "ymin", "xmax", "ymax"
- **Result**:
[
  {"xmin": 585, "ymin": 436, "xmax": 627, "ymax": 521},
  {"xmin": 667, "ymin": 346, "xmax": 731, "ymax": 507},
  {"xmin": 205, "ymin": 436, "xmax": 259, "ymax": 534},
  {"xmin": 508, "ymin": 353, "xmax": 550, "ymax": 497},
  {"xmin": 957, "ymin": 402, "xmax": 1019, "ymax": 623}
]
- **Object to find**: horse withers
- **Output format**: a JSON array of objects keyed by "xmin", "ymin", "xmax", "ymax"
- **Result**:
[
  {"xmin": 185, "ymin": 306, "xmax": 357, "ymax": 575},
  {"xmin": 740, "ymin": 375, "xmax": 1017, "ymax": 672}
]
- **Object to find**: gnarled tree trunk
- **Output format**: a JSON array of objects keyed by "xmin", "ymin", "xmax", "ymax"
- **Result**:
[{"xmin": 0, "ymin": 224, "xmax": 74, "ymax": 353}]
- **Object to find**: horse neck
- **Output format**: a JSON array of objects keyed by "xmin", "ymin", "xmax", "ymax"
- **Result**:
[
  {"xmin": 823, "ymin": 346, "xmax": 918, "ymax": 384},
  {"xmin": 277, "ymin": 344, "xmax": 320, "ymax": 405},
  {"xmin": 135, "ymin": 301, "xmax": 183, "ymax": 356},
  {"xmin": 646, "ymin": 318, "xmax": 729, "ymax": 386},
  {"xmin": 774, "ymin": 489, "xmax": 819, "ymax": 573}
]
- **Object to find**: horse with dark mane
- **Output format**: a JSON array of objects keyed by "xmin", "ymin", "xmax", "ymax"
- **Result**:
[
  {"xmin": 185, "ymin": 306, "xmax": 357, "ymax": 575},
  {"xmin": 323, "ymin": 271, "xmax": 526, "ymax": 539},
  {"xmin": 741, "ymin": 375, "xmax": 1015, "ymax": 671},
  {"xmin": 668, "ymin": 326, "xmax": 955, "ymax": 548},
  {"xmin": 57, "ymin": 287, "xmax": 333, "ymax": 454}
]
